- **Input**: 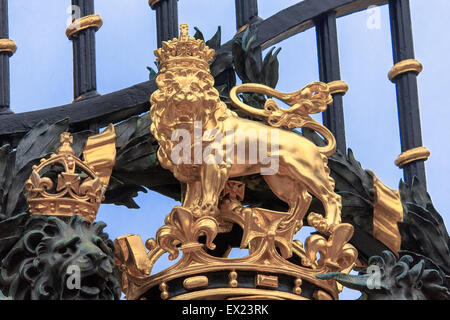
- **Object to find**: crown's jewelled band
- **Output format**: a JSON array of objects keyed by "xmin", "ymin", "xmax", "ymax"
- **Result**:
[
  {"xmin": 395, "ymin": 146, "xmax": 431, "ymax": 168},
  {"xmin": 66, "ymin": 14, "xmax": 103, "ymax": 39},
  {"xmin": 159, "ymin": 58, "xmax": 211, "ymax": 73},
  {"xmin": 28, "ymin": 198, "xmax": 99, "ymax": 223},
  {"xmin": 0, "ymin": 39, "xmax": 17, "ymax": 56},
  {"xmin": 389, "ymin": 59, "xmax": 423, "ymax": 82}
]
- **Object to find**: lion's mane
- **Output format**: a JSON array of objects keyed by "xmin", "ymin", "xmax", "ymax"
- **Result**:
[
  {"xmin": 0, "ymin": 215, "xmax": 121, "ymax": 300},
  {"xmin": 150, "ymin": 68, "xmax": 230, "ymax": 181}
]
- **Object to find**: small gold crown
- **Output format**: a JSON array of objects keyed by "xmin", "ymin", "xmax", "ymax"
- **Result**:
[
  {"xmin": 154, "ymin": 24, "xmax": 215, "ymax": 73},
  {"xmin": 25, "ymin": 132, "xmax": 109, "ymax": 223}
]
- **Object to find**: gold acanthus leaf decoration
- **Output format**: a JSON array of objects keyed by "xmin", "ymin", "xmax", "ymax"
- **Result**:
[{"xmin": 156, "ymin": 206, "xmax": 218, "ymax": 260}]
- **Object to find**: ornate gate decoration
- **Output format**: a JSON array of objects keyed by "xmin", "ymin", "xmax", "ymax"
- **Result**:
[{"xmin": 0, "ymin": 0, "xmax": 448, "ymax": 300}]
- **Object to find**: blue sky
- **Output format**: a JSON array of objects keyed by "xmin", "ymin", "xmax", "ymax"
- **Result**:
[{"xmin": 7, "ymin": 0, "xmax": 450, "ymax": 300}]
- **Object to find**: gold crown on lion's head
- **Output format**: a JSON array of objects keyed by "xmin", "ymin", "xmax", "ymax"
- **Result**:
[{"xmin": 154, "ymin": 24, "xmax": 215, "ymax": 72}]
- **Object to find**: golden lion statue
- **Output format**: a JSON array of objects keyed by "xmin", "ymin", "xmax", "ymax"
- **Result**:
[{"xmin": 150, "ymin": 24, "xmax": 342, "ymax": 237}]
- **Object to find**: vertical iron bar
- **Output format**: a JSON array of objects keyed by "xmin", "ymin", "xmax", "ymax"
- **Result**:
[
  {"xmin": 388, "ymin": 0, "xmax": 427, "ymax": 187},
  {"xmin": 315, "ymin": 11, "xmax": 346, "ymax": 154},
  {"xmin": 235, "ymin": 0, "xmax": 262, "ymax": 73},
  {"xmin": 69, "ymin": 0, "xmax": 100, "ymax": 102},
  {"xmin": 151, "ymin": 0, "xmax": 178, "ymax": 48},
  {"xmin": 235, "ymin": 0, "xmax": 258, "ymax": 31},
  {"xmin": 0, "ymin": 0, "xmax": 8, "ymax": 39},
  {"xmin": 0, "ymin": 0, "xmax": 14, "ymax": 115}
]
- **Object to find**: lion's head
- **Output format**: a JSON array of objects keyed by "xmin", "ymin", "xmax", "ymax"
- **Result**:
[
  {"xmin": 0, "ymin": 215, "xmax": 121, "ymax": 300},
  {"xmin": 150, "ymin": 67, "xmax": 230, "ymax": 176},
  {"xmin": 319, "ymin": 251, "xmax": 450, "ymax": 300}
]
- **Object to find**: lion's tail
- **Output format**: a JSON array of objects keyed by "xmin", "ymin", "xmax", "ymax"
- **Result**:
[
  {"xmin": 302, "ymin": 120, "xmax": 337, "ymax": 158},
  {"xmin": 229, "ymin": 83, "xmax": 337, "ymax": 157}
]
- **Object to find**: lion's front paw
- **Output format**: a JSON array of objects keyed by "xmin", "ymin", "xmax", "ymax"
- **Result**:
[{"xmin": 191, "ymin": 202, "xmax": 218, "ymax": 218}]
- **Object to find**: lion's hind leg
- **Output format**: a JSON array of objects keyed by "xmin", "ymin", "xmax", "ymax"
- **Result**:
[
  {"xmin": 282, "ymin": 156, "xmax": 342, "ymax": 234},
  {"xmin": 263, "ymin": 175, "xmax": 312, "ymax": 233}
]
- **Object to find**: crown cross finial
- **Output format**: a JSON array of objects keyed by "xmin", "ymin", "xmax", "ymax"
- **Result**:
[
  {"xmin": 179, "ymin": 24, "xmax": 189, "ymax": 41},
  {"xmin": 58, "ymin": 132, "xmax": 75, "ymax": 156}
]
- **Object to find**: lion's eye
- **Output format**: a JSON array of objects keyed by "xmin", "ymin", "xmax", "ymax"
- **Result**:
[
  {"xmin": 58, "ymin": 247, "xmax": 68, "ymax": 255},
  {"xmin": 56, "ymin": 236, "xmax": 80, "ymax": 255},
  {"xmin": 93, "ymin": 236, "xmax": 112, "ymax": 255}
]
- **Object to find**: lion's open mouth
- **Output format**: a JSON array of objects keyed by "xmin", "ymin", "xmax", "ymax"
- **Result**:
[{"xmin": 80, "ymin": 273, "xmax": 103, "ymax": 296}]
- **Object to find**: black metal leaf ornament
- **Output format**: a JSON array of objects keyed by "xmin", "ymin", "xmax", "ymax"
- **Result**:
[
  {"xmin": 398, "ymin": 178, "xmax": 450, "ymax": 278},
  {"xmin": 318, "ymin": 251, "xmax": 450, "ymax": 300}
]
